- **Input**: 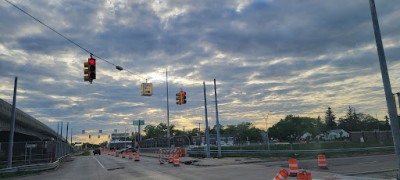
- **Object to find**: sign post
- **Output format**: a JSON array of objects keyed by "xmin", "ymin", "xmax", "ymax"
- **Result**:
[{"xmin": 132, "ymin": 120, "xmax": 145, "ymax": 142}]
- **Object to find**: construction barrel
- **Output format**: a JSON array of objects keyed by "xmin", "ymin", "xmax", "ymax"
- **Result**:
[
  {"xmin": 173, "ymin": 156, "xmax": 180, "ymax": 166},
  {"xmin": 273, "ymin": 169, "xmax": 288, "ymax": 180},
  {"xmin": 318, "ymin": 154, "xmax": 327, "ymax": 169},
  {"xmin": 289, "ymin": 158, "xmax": 299, "ymax": 176},
  {"xmin": 297, "ymin": 170, "xmax": 312, "ymax": 180},
  {"xmin": 135, "ymin": 153, "xmax": 140, "ymax": 161}
]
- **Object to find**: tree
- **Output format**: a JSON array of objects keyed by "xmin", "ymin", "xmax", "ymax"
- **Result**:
[
  {"xmin": 325, "ymin": 107, "xmax": 337, "ymax": 130},
  {"xmin": 338, "ymin": 106, "xmax": 362, "ymax": 131},
  {"xmin": 268, "ymin": 115, "xmax": 324, "ymax": 141},
  {"xmin": 210, "ymin": 124, "xmax": 225, "ymax": 134}
]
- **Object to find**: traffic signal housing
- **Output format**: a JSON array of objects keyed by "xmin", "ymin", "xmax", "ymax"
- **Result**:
[
  {"xmin": 88, "ymin": 57, "xmax": 96, "ymax": 80},
  {"xmin": 84, "ymin": 57, "xmax": 96, "ymax": 83},
  {"xmin": 182, "ymin": 91, "xmax": 187, "ymax": 104},
  {"xmin": 176, "ymin": 92, "xmax": 182, "ymax": 105},
  {"xmin": 84, "ymin": 62, "xmax": 90, "ymax": 82}
]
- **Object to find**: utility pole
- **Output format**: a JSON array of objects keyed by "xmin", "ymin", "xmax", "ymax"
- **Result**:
[
  {"xmin": 7, "ymin": 77, "xmax": 17, "ymax": 169},
  {"xmin": 203, "ymin": 81, "xmax": 211, "ymax": 158},
  {"xmin": 166, "ymin": 69, "xmax": 170, "ymax": 148},
  {"xmin": 56, "ymin": 122, "xmax": 59, "ymax": 159},
  {"xmin": 369, "ymin": 0, "xmax": 400, "ymax": 177},
  {"xmin": 263, "ymin": 114, "xmax": 270, "ymax": 151},
  {"xmin": 66, "ymin": 122, "xmax": 69, "ymax": 144},
  {"xmin": 214, "ymin": 79, "xmax": 222, "ymax": 157}
]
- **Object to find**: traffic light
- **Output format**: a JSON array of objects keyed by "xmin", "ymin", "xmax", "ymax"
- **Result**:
[
  {"xmin": 88, "ymin": 57, "xmax": 96, "ymax": 80},
  {"xmin": 182, "ymin": 91, "xmax": 187, "ymax": 104},
  {"xmin": 84, "ymin": 56, "xmax": 96, "ymax": 83},
  {"xmin": 176, "ymin": 92, "xmax": 182, "ymax": 105}
]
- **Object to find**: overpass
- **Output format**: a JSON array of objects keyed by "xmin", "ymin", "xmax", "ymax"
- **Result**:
[{"xmin": 0, "ymin": 99, "xmax": 62, "ymax": 142}]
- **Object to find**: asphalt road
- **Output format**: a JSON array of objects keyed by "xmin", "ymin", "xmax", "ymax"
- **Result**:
[{"xmin": 9, "ymin": 153, "xmax": 398, "ymax": 180}]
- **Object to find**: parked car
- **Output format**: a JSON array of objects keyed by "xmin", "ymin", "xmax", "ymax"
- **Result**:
[{"xmin": 93, "ymin": 149, "xmax": 101, "ymax": 155}]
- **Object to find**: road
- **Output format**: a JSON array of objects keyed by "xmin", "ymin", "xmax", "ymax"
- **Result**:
[{"xmin": 10, "ymin": 153, "xmax": 397, "ymax": 180}]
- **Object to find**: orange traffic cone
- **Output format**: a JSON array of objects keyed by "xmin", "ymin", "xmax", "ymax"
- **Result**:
[
  {"xmin": 173, "ymin": 156, "xmax": 179, "ymax": 166},
  {"xmin": 135, "ymin": 153, "xmax": 140, "ymax": 161}
]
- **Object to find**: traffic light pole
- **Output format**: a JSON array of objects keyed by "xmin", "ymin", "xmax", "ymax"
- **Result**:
[
  {"xmin": 369, "ymin": 0, "xmax": 400, "ymax": 177},
  {"xmin": 7, "ymin": 77, "xmax": 17, "ymax": 169},
  {"xmin": 203, "ymin": 81, "xmax": 210, "ymax": 158},
  {"xmin": 166, "ymin": 69, "xmax": 170, "ymax": 148},
  {"xmin": 214, "ymin": 79, "xmax": 222, "ymax": 157}
]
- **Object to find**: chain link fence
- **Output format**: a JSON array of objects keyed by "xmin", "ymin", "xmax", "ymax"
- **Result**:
[{"xmin": 0, "ymin": 141, "xmax": 73, "ymax": 169}]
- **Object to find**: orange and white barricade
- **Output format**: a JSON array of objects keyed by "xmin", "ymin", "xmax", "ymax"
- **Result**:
[
  {"xmin": 159, "ymin": 148, "xmax": 185, "ymax": 164},
  {"xmin": 129, "ymin": 151, "xmax": 133, "ymax": 159},
  {"xmin": 135, "ymin": 153, "xmax": 140, "ymax": 161},
  {"xmin": 273, "ymin": 169, "xmax": 288, "ymax": 180},
  {"xmin": 289, "ymin": 158, "xmax": 299, "ymax": 176},
  {"xmin": 297, "ymin": 170, "xmax": 312, "ymax": 180},
  {"xmin": 173, "ymin": 156, "xmax": 179, "ymax": 166},
  {"xmin": 318, "ymin": 154, "xmax": 327, "ymax": 169}
]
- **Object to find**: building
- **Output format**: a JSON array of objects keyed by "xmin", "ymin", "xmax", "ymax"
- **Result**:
[
  {"xmin": 108, "ymin": 133, "xmax": 131, "ymax": 150},
  {"xmin": 323, "ymin": 129, "xmax": 349, "ymax": 140}
]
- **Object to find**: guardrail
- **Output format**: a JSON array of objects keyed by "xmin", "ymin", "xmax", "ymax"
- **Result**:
[
  {"xmin": 187, "ymin": 146, "xmax": 395, "ymax": 155},
  {"xmin": 0, "ymin": 155, "xmax": 70, "ymax": 174}
]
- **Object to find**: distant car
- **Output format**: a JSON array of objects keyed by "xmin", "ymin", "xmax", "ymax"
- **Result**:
[{"xmin": 93, "ymin": 149, "xmax": 101, "ymax": 155}]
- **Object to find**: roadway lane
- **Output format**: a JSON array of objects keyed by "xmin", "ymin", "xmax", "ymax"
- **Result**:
[{"xmin": 12, "ymin": 153, "xmax": 391, "ymax": 180}]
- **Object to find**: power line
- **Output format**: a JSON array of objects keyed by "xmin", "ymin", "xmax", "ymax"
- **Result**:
[{"xmin": 5, "ymin": 0, "xmax": 146, "ymax": 80}]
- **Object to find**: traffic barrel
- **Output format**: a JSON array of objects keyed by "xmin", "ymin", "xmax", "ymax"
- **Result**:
[
  {"xmin": 122, "ymin": 152, "xmax": 126, "ymax": 158},
  {"xmin": 116, "ymin": 151, "xmax": 119, "ymax": 157},
  {"xmin": 289, "ymin": 158, "xmax": 299, "ymax": 176},
  {"xmin": 135, "ymin": 153, "xmax": 140, "ymax": 161},
  {"xmin": 318, "ymin": 154, "xmax": 327, "ymax": 169},
  {"xmin": 273, "ymin": 169, "xmax": 288, "ymax": 180},
  {"xmin": 169, "ymin": 156, "xmax": 173, "ymax": 163},
  {"xmin": 173, "ymin": 156, "xmax": 179, "ymax": 166},
  {"xmin": 129, "ymin": 151, "xmax": 133, "ymax": 159},
  {"xmin": 297, "ymin": 170, "xmax": 312, "ymax": 180},
  {"xmin": 108, "ymin": 151, "xmax": 110, "ymax": 155}
]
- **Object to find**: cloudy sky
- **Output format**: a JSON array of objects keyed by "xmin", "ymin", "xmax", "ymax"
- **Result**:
[{"xmin": 1, "ymin": 0, "xmax": 400, "ymax": 143}]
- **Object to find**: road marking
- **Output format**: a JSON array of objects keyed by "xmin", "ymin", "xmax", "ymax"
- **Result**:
[{"xmin": 92, "ymin": 156, "xmax": 105, "ymax": 169}]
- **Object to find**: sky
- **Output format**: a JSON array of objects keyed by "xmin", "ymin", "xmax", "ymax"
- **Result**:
[{"xmin": 1, "ymin": 0, "xmax": 400, "ymax": 144}]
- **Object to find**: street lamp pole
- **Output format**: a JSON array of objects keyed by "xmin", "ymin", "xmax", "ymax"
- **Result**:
[{"xmin": 263, "ymin": 113, "xmax": 270, "ymax": 151}]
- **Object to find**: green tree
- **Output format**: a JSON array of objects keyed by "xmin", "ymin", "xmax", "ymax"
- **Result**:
[
  {"xmin": 325, "ymin": 107, "xmax": 337, "ymax": 130},
  {"xmin": 268, "ymin": 115, "xmax": 322, "ymax": 141},
  {"xmin": 210, "ymin": 124, "xmax": 225, "ymax": 134},
  {"xmin": 338, "ymin": 106, "xmax": 362, "ymax": 131}
]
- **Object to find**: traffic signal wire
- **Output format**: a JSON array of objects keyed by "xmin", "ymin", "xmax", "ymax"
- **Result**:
[{"xmin": 4, "ymin": 0, "xmax": 146, "ymax": 80}]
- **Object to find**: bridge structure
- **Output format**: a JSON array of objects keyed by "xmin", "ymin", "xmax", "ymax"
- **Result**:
[{"xmin": 0, "ymin": 98, "xmax": 63, "ymax": 142}]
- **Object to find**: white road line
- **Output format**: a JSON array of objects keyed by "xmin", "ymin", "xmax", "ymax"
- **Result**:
[{"xmin": 92, "ymin": 156, "xmax": 105, "ymax": 169}]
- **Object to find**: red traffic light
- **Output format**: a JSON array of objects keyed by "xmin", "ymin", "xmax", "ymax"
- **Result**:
[
  {"xmin": 182, "ymin": 91, "xmax": 186, "ymax": 96},
  {"xmin": 89, "ymin": 58, "xmax": 95, "ymax": 65}
]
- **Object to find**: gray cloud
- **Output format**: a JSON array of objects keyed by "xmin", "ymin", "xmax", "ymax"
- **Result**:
[{"xmin": 1, "ymin": 0, "xmax": 400, "ymax": 143}]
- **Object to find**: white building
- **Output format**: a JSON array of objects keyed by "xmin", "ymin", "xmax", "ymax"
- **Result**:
[{"xmin": 323, "ymin": 129, "xmax": 349, "ymax": 140}]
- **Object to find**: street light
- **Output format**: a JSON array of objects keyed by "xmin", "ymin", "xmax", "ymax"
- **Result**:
[{"xmin": 263, "ymin": 112, "xmax": 270, "ymax": 151}]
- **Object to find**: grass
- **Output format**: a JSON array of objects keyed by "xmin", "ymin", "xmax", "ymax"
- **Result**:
[
  {"xmin": 189, "ymin": 140, "xmax": 395, "ymax": 158},
  {"xmin": 206, "ymin": 140, "xmax": 394, "ymax": 151},
  {"xmin": 0, "ymin": 170, "xmax": 45, "ymax": 179},
  {"xmin": 77, "ymin": 151, "xmax": 90, "ymax": 156}
]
